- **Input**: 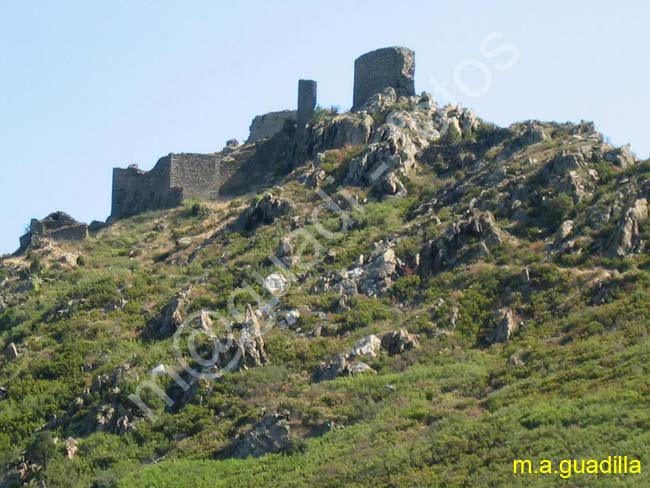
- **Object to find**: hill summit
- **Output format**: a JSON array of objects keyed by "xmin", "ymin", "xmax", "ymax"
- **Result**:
[{"xmin": 1, "ymin": 47, "xmax": 650, "ymax": 487}]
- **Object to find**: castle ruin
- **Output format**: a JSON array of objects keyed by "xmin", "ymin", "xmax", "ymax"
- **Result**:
[
  {"xmin": 111, "ymin": 153, "xmax": 222, "ymax": 219},
  {"xmin": 297, "ymin": 79, "xmax": 317, "ymax": 128},
  {"xmin": 18, "ymin": 212, "xmax": 89, "ymax": 253},
  {"xmin": 110, "ymin": 47, "xmax": 415, "ymax": 220},
  {"xmin": 352, "ymin": 47, "xmax": 415, "ymax": 110}
]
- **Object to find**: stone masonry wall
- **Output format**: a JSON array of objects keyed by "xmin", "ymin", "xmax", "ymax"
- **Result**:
[
  {"xmin": 169, "ymin": 153, "xmax": 221, "ymax": 200},
  {"xmin": 352, "ymin": 47, "xmax": 415, "ymax": 110},
  {"xmin": 111, "ymin": 156, "xmax": 182, "ymax": 219}
]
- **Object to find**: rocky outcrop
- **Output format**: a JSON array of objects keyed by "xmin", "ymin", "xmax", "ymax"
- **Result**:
[
  {"xmin": 345, "ymin": 94, "xmax": 479, "ymax": 196},
  {"xmin": 380, "ymin": 328, "xmax": 420, "ymax": 355},
  {"xmin": 517, "ymin": 120, "xmax": 548, "ymax": 146},
  {"xmin": 247, "ymin": 110, "xmax": 297, "ymax": 143},
  {"xmin": 420, "ymin": 211, "xmax": 510, "ymax": 273},
  {"xmin": 604, "ymin": 145, "xmax": 636, "ymax": 169},
  {"xmin": 313, "ymin": 241, "xmax": 402, "ymax": 297},
  {"xmin": 349, "ymin": 334, "xmax": 382, "ymax": 358},
  {"xmin": 312, "ymin": 354, "xmax": 375, "ymax": 383},
  {"xmin": 228, "ymin": 411, "xmax": 292, "ymax": 458},
  {"xmin": 487, "ymin": 308, "xmax": 519, "ymax": 344},
  {"xmin": 65, "ymin": 438, "xmax": 79, "ymax": 460},
  {"xmin": 295, "ymin": 112, "xmax": 373, "ymax": 163},
  {"xmin": 235, "ymin": 193, "xmax": 294, "ymax": 232},
  {"xmin": 608, "ymin": 199, "xmax": 648, "ymax": 257},
  {"xmin": 157, "ymin": 289, "xmax": 191, "ymax": 337},
  {"xmin": 542, "ymin": 151, "xmax": 599, "ymax": 203},
  {"xmin": 4, "ymin": 342, "xmax": 18, "ymax": 360},
  {"xmin": 215, "ymin": 305, "xmax": 268, "ymax": 372},
  {"xmin": 313, "ymin": 329, "xmax": 420, "ymax": 382}
]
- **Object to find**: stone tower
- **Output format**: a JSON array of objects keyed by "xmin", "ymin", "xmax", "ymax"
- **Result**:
[
  {"xmin": 297, "ymin": 79, "xmax": 317, "ymax": 127},
  {"xmin": 352, "ymin": 47, "xmax": 415, "ymax": 110}
]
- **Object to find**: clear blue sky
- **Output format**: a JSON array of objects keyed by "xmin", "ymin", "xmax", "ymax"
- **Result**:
[{"xmin": 1, "ymin": 1, "xmax": 648, "ymax": 253}]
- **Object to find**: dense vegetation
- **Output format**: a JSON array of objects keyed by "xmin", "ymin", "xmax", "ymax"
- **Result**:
[{"xmin": 2, "ymin": 113, "xmax": 650, "ymax": 487}]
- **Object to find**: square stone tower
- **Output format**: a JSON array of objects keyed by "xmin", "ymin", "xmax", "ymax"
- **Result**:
[
  {"xmin": 352, "ymin": 47, "xmax": 415, "ymax": 111},
  {"xmin": 297, "ymin": 79, "xmax": 317, "ymax": 127}
]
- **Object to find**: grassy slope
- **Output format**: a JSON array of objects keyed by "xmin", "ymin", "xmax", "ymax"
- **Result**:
[{"xmin": 1, "ymin": 133, "xmax": 650, "ymax": 487}]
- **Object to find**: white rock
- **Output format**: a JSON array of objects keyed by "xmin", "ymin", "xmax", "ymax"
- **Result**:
[
  {"xmin": 285, "ymin": 309, "xmax": 301, "ymax": 326},
  {"xmin": 150, "ymin": 364, "xmax": 166, "ymax": 376},
  {"xmin": 349, "ymin": 335, "xmax": 382, "ymax": 358},
  {"xmin": 263, "ymin": 272, "xmax": 289, "ymax": 295}
]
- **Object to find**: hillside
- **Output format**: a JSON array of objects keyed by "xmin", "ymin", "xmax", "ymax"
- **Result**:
[{"xmin": 2, "ymin": 90, "xmax": 650, "ymax": 487}]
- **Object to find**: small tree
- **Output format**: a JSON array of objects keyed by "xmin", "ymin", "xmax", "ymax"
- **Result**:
[{"xmin": 25, "ymin": 431, "xmax": 56, "ymax": 469}]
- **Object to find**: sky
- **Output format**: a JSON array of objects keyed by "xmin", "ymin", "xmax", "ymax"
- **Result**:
[{"xmin": 1, "ymin": 0, "xmax": 648, "ymax": 254}]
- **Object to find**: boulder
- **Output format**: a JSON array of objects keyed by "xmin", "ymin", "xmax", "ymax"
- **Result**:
[
  {"xmin": 349, "ymin": 334, "xmax": 382, "ymax": 358},
  {"xmin": 236, "ymin": 193, "xmax": 294, "ymax": 232},
  {"xmin": 312, "ymin": 354, "xmax": 374, "ymax": 383},
  {"xmin": 358, "ymin": 245, "xmax": 398, "ymax": 296},
  {"xmin": 158, "ymin": 289, "xmax": 191, "ymax": 337},
  {"xmin": 380, "ymin": 329, "xmax": 420, "ymax": 355},
  {"xmin": 608, "ymin": 199, "xmax": 648, "ymax": 256},
  {"xmin": 229, "ymin": 411, "xmax": 292, "ymax": 458},
  {"xmin": 285, "ymin": 309, "xmax": 301, "ymax": 327},
  {"xmin": 4, "ymin": 342, "xmax": 18, "ymax": 360},
  {"xmin": 65, "ymin": 437, "xmax": 78, "ymax": 460},
  {"xmin": 263, "ymin": 272, "xmax": 289, "ymax": 296},
  {"xmin": 488, "ymin": 308, "xmax": 519, "ymax": 343}
]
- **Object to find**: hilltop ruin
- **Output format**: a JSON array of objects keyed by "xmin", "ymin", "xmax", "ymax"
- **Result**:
[{"xmin": 109, "ymin": 47, "xmax": 415, "ymax": 220}]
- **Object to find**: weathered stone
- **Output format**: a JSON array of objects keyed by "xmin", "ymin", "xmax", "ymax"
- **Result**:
[
  {"xmin": 65, "ymin": 437, "xmax": 78, "ymax": 460},
  {"xmin": 4, "ymin": 342, "xmax": 18, "ymax": 360},
  {"xmin": 312, "ymin": 354, "xmax": 374, "ymax": 383},
  {"xmin": 419, "ymin": 211, "xmax": 510, "ymax": 273},
  {"xmin": 247, "ymin": 110, "xmax": 297, "ymax": 143},
  {"xmin": 488, "ymin": 308, "xmax": 519, "ymax": 343},
  {"xmin": 380, "ymin": 329, "xmax": 419, "ymax": 355},
  {"xmin": 359, "ymin": 246, "xmax": 397, "ymax": 296},
  {"xmin": 112, "ymin": 153, "xmax": 222, "ymax": 220},
  {"xmin": 229, "ymin": 412, "xmax": 292, "ymax": 458},
  {"xmin": 353, "ymin": 47, "xmax": 415, "ymax": 111},
  {"xmin": 608, "ymin": 199, "xmax": 648, "ymax": 256},
  {"xmin": 349, "ymin": 334, "xmax": 382, "ymax": 358},
  {"xmin": 285, "ymin": 309, "xmax": 301, "ymax": 327},
  {"xmin": 297, "ymin": 79, "xmax": 317, "ymax": 128},
  {"xmin": 236, "ymin": 193, "xmax": 294, "ymax": 232},
  {"xmin": 17, "ymin": 212, "xmax": 88, "ymax": 254},
  {"xmin": 158, "ymin": 289, "xmax": 191, "ymax": 337},
  {"xmin": 263, "ymin": 272, "xmax": 289, "ymax": 296},
  {"xmin": 604, "ymin": 145, "xmax": 636, "ymax": 168}
]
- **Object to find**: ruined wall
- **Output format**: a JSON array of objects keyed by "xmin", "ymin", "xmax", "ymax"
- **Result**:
[
  {"xmin": 111, "ymin": 156, "xmax": 182, "ymax": 219},
  {"xmin": 48, "ymin": 225, "xmax": 89, "ymax": 241},
  {"xmin": 111, "ymin": 152, "xmax": 240, "ymax": 219},
  {"xmin": 169, "ymin": 153, "xmax": 221, "ymax": 200},
  {"xmin": 297, "ymin": 80, "xmax": 317, "ymax": 127},
  {"xmin": 18, "ymin": 212, "xmax": 88, "ymax": 253},
  {"xmin": 352, "ymin": 47, "xmax": 415, "ymax": 110},
  {"xmin": 247, "ymin": 110, "xmax": 297, "ymax": 143}
]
